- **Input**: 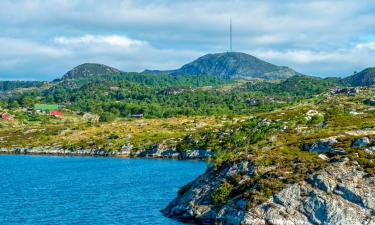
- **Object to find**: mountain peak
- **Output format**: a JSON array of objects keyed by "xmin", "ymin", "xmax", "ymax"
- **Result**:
[
  {"xmin": 62, "ymin": 63, "xmax": 122, "ymax": 80},
  {"xmin": 145, "ymin": 52, "xmax": 301, "ymax": 80},
  {"xmin": 344, "ymin": 67, "xmax": 375, "ymax": 86}
]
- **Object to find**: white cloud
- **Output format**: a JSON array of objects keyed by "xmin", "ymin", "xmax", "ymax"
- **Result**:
[
  {"xmin": 0, "ymin": 34, "xmax": 203, "ymax": 80},
  {"xmin": 355, "ymin": 42, "xmax": 375, "ymax": 51},
  {"xmin": 54, "ymin": 35, "xmax": 147, "ymax": 48},
  {"xmin": 0, "ymin": 37, "xmax": 70, "ymax": 58},
  {"xmin": 1, "ymin": 0, "xmax": 375, "ymax": 79}
]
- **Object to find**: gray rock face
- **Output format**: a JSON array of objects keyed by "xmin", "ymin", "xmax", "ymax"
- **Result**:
[
  {"xmin": 62, "ymin": 63, "xmax": 122, "ymax": 80},
  {"xmin": 305, "ymin": 137, "xmax": 338, "ymax": 154},
  {"xmin": 180, "ymin": 149, "xmax": 214, "ymax": 159},
  {"xmin": 137, "ymin": 144, "xmax": 179, "ymax": 158},
  {"xmin": 364, "ymin": 98, "xmax": 375, "ymax": 106},
  {"xmin": 331, "ymin": 87, "xmax": 359, "ymax": 96},
  {"xmin": 352, "ymin": 137, "xmax": 371, "ymax": 148},
  {"xmin": 163, "ymin": 161, "xmax": 374, "ymax": 225},
  {"xmin": 365, "ymin": 146, "xmax": 375, "ymax": 154},
  {"xmin": 119, "ymin": 143, "xmax": 133, "ymax": 155},
  {"xmin": 162, "ymin": 160, "xmax": 255, "ymax": 223}
]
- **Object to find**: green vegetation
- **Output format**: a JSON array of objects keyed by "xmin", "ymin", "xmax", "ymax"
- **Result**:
[
  {"xmin": 1, "ymin": 62, "xmax": 375, "ymax": 211},
  {"xmin": 211, "ymin": 181, "xmax": 234, "ymax": 204},
  {"xmin": 1, "ymin": 74, "xmax": 342, "ymax": 120},
  {"xmin": 0, "ymin": 81, "xmax": 46, "ymax": 92}
]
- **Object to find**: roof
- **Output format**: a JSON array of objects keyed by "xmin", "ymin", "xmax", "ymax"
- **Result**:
[
  {"xmin": 1, "ymin": 113, "xmax": 13, "ymax": 120},
  {"xmin": 50, "ymin": 110, "xmax": 64, "ymax": 117},
  {"xmin": 34, "ymin": 104, "xmax": 59, "ymax": 110}
]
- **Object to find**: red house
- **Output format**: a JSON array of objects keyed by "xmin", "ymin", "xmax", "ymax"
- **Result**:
[
  {"xmin": 50, "ymin": 110, "xmax": 64, "ymax": 117},
  {"xmin": 1, "ymin": 113, "xmax": 13, "ymax": 120}
]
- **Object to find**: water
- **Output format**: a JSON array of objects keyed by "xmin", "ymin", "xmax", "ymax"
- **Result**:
[{"xmin": 0, "ymin": 155, "xmax": 207, "ymax": 224}]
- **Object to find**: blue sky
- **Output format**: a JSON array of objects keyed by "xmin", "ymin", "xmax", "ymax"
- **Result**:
[{"xmin": 1, "ymin": 0, "xmax": 375, "ymax": 80}]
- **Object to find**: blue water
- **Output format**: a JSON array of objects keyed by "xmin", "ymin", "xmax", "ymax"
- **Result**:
[{"xmin": 0, "ymin": 155, "xmax": 207, "ymax": 224}]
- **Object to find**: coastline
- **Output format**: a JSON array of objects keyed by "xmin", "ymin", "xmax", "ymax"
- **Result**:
[{"xmin": 0, "ymin": 146, "xmax": 213, "ymax": 160}]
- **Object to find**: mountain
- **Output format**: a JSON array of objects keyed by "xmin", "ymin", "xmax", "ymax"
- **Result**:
[
  {"xmin": 344, "ymin": 67, "xmax": 375, "ymax": 86},
  {"xmin": 145, "ymin": 52, "xmax": 301, "ymax": 80},
  {"xmin": 61, "ymin": 63, "xmax": 122, "ymax": 80}
]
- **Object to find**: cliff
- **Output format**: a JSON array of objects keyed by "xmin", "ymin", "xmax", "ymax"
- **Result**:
[{"xmin": 162, "ymin": 160, "xmax": 374, "ymax": 224}]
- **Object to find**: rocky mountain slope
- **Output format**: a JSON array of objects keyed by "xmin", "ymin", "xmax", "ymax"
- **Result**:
[
  {"xmin": 344, "ymin": 67, "xmax": 375, "ymax": 86},
  {"xmin": 162, "ymin": 160, "xmax": 374, "ymax": 225},
  {"xmin": 145, "ymin": 52, "xmax": 301, "ymax": 80},
  {"xmin": 61, "ymin": 63, "xmax": 122, "ymax": 80}
]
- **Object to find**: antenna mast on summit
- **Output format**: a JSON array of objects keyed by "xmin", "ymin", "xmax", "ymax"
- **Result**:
[{"xmin": 229, "ymin": 17, "xmax": 233, "ymax": 52}]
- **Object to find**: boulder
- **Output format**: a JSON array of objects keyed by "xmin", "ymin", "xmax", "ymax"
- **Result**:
[
  {"xmin": 119, "ymin": 143, "xmax": 133, "ymax": 155},
  {"xmin": 332, "ymin": 88, "xmax": 359, "ymax": 96},
  {"xmin": 305, "ymin": 137, "xmax": 338, "ymax": 154},
  {"xmin": 352, "ymin": 137, "xmax": 371, "ymax": 148},
  {"xmin": 318, "ymin": 154, "xmax": 330, "ymax": 161},
  {"xmin": 364, "ymin": 146, "xmax": 375, "ymax": 154},
  {"xmin": 364, "ymin": 98, "xmax": 375, "ymax": 106},
  {"xmin": 179, "ymin": 149, "xmax": 214, "ymax": 159},
  {"xmin": 332, "ymin": 148, "xmax": 347, "ymax": 155},
  {"xmin": 137, "ymin": 144, "xmax": 178, "ymax": 158}
]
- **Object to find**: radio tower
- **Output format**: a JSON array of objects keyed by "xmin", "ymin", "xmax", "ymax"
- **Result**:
[{"xmin": 229, "ymin": 17, "xmax": 233, "ymax": 52}]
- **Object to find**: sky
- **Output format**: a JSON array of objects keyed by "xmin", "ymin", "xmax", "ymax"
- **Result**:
[{"xmin": 1, "ymin": 0, "xmax": 375, "ymax": 80}]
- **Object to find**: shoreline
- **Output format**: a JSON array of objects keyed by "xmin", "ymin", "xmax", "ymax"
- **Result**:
[{"xmin": 0, "ymin": 147, "xmax": 213, "ymax": 160}]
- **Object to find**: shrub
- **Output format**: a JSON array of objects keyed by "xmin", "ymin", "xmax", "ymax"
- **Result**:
[
  {"xmin": 99, "ymin": 112, "xmax": 116, "ymax": 122},
  {"xmin": 308, "ymin": 114, "xmax": 325, "ymax": 125},
  {"xmin": 211, "ymin": 181, "xmax": 233, "ymax": 205}
]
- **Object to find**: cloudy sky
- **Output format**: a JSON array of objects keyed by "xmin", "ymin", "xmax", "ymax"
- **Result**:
[{"xmin": 1, "ymin": 0, "xmax": 375, "ymax": 80}]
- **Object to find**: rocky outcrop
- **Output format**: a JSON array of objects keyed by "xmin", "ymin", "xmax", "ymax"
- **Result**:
[
  {"xmin": 162, "ymin": 160, "xmax": 255, "ymax": 224},
  {"xmin": 364, "ymin": 98, "xmax": 375, "ymax": 106},
  {"xmin": 244, "ymin": 162, "xmax": 374, "ymax": 225},
  {"xmin": 162, "ymin": 160, "xmax": 374, "ymax": 225},
  {"xmin": 352, "ymin": 137, "xmax": 371, "ymax": 147},
  {"xmin": 303, "ymin": 137, "xmax": 340, "ymax": 154},
  {"xmin": 331, "ymin": 87, "xmax": 359, "ymax": 96}
]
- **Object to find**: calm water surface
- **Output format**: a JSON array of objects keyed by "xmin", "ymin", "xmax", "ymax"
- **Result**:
[{"xmin": 0, "ymin": 155, "xmax": 207, "ymax": 224}]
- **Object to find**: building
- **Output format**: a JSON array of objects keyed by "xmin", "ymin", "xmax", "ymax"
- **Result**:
[
  {"xmin": 131, "ymin": 113, "xmax": 144, "ymax": 118},
  {"xmin": 34, "ymin": 104, "xmax": 59, "ymax": 112},
  {"xmin": 50, "ymin": 110, "xmax": 64, "ymax": 117},
  {"xmin": 1, "ymin": 113, "xmax": 13, "ymax": 120}
]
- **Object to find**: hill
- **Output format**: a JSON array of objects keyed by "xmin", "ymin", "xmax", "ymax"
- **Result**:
[
  {"xmin": 61, "ymin": 63, "xmax": 122, "ymax": 80},
  {"xmin": 344, "ymin": 67, "xmax": 375, "ymax": 86},
  {"xmin": 145, "ymin": 52, "xmax": 301, "ymax": 80}
]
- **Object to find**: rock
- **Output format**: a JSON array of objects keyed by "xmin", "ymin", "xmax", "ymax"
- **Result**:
[
  {"xmin": 160, "ymin": 149, "xmax": 179, "ymax": 158},
  {"xmin": 162, "ymin": 160, "xmax": 255, "ymax": 223},
  {"xmin": 318, "ymin": 154, "xmax": 330, "ymax": 161},
  {"xmin": 364, "ymin": 98, "xmax": 375, "ymax": 106},
  {"xmin": 332, "ymin": 148, "xmax": 347, "ymax": 155},
  {"xmin": 119, "ymin": 143, "xmax": 133, "ymax": 155},
  {"xmin": 163, "ymin": 161, "xmax": 374, "ymax": 225},
  {"xmin": 305, "ymin": 137, "xmax": 338, "ymax": 154},
  {"xmin": 352, "ymin": 137, "xmax": 371, "ymax": 148},
  {"xmin": 365, "ymin": 146, "xmax": 375, "ymax": 154},
  {"xmin": 137, "ymin": 144, "xmax": 179, "ymax": 158},
  {"xmin": 331, "ymin": 87, "xmax": 359, "ymax": 96},
  {"xmin": 179, "ymin": 149, "xmax": 214, "ymax": 159}
]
